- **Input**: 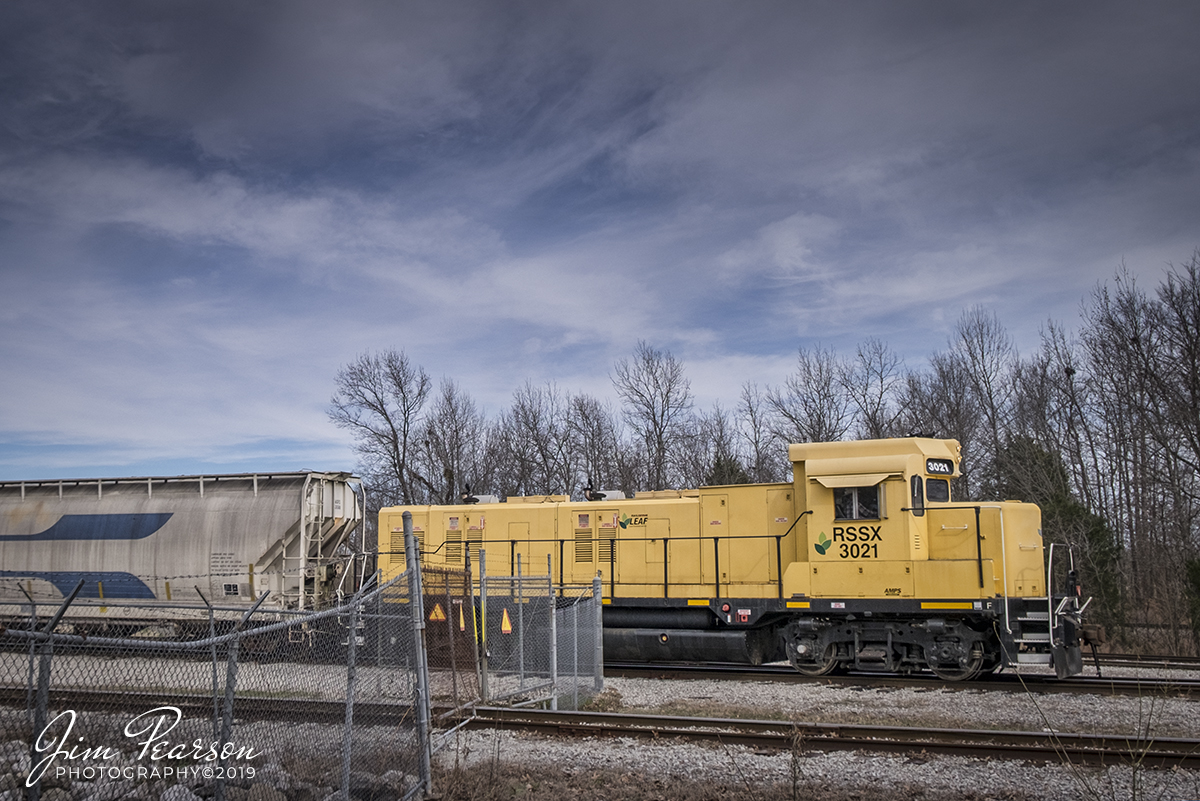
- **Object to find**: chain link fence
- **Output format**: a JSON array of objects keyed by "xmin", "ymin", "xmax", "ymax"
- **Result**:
[
  {"xmin": 0, "ymin": 553, "xmax": 447, "ymax": 800},
  {"xmin": 477, "ymin": 554, "xmax": 603, "ymax": 710},
  {"xmin": 1, "ymin": 522, "xmax": 604, "ymax": 801},
  {"xmin": 552, "ymin": 583, "xmax": 605, "ymax": 711}
]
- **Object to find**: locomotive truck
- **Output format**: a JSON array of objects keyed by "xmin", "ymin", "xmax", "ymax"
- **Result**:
[
  {"xmin": 379, "ymin": 437, "xmax": 1092, "ymax": 680},
  {"xmin": 0, "ymin": 471, "xmax": 364, "ymax": 633}
]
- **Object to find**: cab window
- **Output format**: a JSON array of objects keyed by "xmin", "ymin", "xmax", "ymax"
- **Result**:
[
  {"xmin": 926, "ymin": 478, "xmax": 950, "ymax": 503},
  {"xmin": 834, "ymin": 486, "xmax": 880, "ymax": 520},
  {"xmin": 910, "ymin": 475, "xmax": 925, "ymax": 517}
]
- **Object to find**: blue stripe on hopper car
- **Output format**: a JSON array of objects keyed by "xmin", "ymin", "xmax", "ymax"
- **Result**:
[
  {"xmin": 0, "ymin": 571, "xmax": 157, "ymax": 599},
  {"xmin": 0, "ymin": 513, "xmax": 173, "ymax": 541}
]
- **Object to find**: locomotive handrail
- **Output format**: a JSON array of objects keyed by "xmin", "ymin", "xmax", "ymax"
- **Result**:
[
  {"xmin": 997, "ymin": 505, "xmax": 1010, "ymax": 634},
  {"xmin": 903, "ymin": 503, "xmax": 1012, "ymax": 633},
  {"xmin": 458, "ymin": 531, "xmax": 799, "ymax": 601},
  {"xmin": 1046, "ymin": 542, "xmax": 1079, "ymax": 639},
  {"xmin": 1047, "ymin": 543, "xmax": 1062, "ymax": 638}
]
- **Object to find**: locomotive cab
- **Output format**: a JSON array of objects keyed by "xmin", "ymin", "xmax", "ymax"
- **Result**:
[{"xmin": 780, "ymin": 438, "xmax": 1087, "ymax": 679}]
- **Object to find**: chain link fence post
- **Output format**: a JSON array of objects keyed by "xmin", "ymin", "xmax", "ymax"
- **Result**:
[
  {"xmin": 194, "ymin": 587, "xmax": 221, "ymax": 739},
  {"xmin": 593, "ymin": 574, "xmax": 604, "ymax": 693},
  {"xmin": 479, "ymin": 549, "xmax": 489, "ymax": 703},
  {"xmin": 548, "ymin": 555, "xmax": 557, "ymax": 711},
  {"xmin": 339, "ymin": 591, "xmax": 359, "ymax": 801},
  {"xmin": 18, "ymin": 586, "xmax": 37, "ymax": 729},
  {"xmin": 339, "ymin": 572, "xmax": 377, "ymax": 801},
  {"xmin": 26, "ymin": 578, "xmax": 84, "ymax": 801},
  {"xmin": 215, "ymin": 592, "xmax": 269, "ymax": 801},
  {"xmin": 27, "ymin": 639, "xmax": 50, "ymax": 801},
  {"xmin": 571, "ymin": 596, "xmax": 580, "ymax": 710},
  {"xmin": 516, "ymin": 554, "xmax": 525, "ymax": 692},
  {"xmin": 466, "ymin": 549, "xmax": 483, "ymax": 706},
  {"xmin": 444, "ymin": 568, "xmax": 459, "ymax": 707},
  {"xmin": 213, "ymin": 637, "xmax": 237, "ymax": 801},
  {"xmin": 404, "ymin": 510, "xmax": 433, "ymax": 798}
]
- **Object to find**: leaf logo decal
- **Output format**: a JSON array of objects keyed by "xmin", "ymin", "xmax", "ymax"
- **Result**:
[{"xmin": 814, "ymin": 532, "xmax": 831, "ymax": 555}]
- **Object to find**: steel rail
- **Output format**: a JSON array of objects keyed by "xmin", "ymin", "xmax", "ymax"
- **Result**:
[
  {"xmin": 603, "ymin": 662, "xmax": 1200, "ymax": 697},
  {"xmin": 466, "ymin": 706, "xmax": 1200, "ymax": 770},
  {"xmin": 1097, "ymin": 653, "xmax": 1200, "ymax": 671}
]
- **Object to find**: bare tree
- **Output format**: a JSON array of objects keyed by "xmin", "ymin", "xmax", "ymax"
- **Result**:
[
  {"xmin": 416, "ymin": 379, "xmax": 489, "ymax": 504},
  {"xmin": 492, "ymin": 381, "xmax": 577, "ymax": 498},
  {"xmin": 768, "ymin": 345, "xmax": 852, "ymax": 444},
  {"xmin": 676, "ymin": 402, "xmax": 750, "ymax": 488},
  {"xmin": 613, "ymin": 441, "xmax": 648, "ymax": 499},
  {"xmin": 569, "ymin": 393, "xmax": 624, "ymax": 496},
  {"xmin": 611, "ymin": 341, "xmax": 694, "ymax": 490},
  {"xmin": 738, "ymin": 382, "xmax": 787, "ymax": 482},
  {"xmin": 1024, "ymin": 322, "xmax": 1109, "ymax": 514},
  {"xmin": 954, "ymin": 307, "xmax": 1017, "ymax": 474},
  {"xmin": 328, "ymin": 350, "xmax": 431, "ymax": 506},
  {"xmin": 674, "ymin": 416, "xmax": 709, "ymax": 490},
  {"xmin": 896, "ymin": 351, "xmax": 983, "ymax": 497},
  {"xmin": 1148, "ymin": 254, "xmax": 1200, "ymax": 491},
  {"xmin": 702, "ymin": 402, "xmax": 750, "ymax": 486},
  {"xmin": 1081, "ymin": 268, "xmax": 1161, "ymax": 593},
  {"xmin": 840, "ymin": 337, "xmax": 905, "ymax": 439},
  {"xmin": 1076, "ymin": 258, "xmax": 1200, "ymax": 652}
]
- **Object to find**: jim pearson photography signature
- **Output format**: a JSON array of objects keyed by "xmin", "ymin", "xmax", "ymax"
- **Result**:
[{"xmin": 27, "ymin": 706, "xmax": 261, "ymax": 787}]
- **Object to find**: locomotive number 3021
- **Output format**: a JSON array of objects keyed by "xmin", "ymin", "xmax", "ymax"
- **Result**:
[{"xmin": 839, "ymin": 543, "xmax": 878, "ymax": 558}]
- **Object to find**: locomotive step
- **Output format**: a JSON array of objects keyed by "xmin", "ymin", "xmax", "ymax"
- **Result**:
[
  {"xmin": 1018, "ymin": 612, "xmax": 1049, "ymax": 621},
  {"xmin": 1016, "ymin": 653, "xmax": 1053, "ymax": 664},
  {"xmin": 1015, "ymin": 633, "xmax": 1051, "ymax": 643}
]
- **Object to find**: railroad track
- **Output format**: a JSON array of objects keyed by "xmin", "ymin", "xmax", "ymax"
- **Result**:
[
  {"xmin": 604, "ymin": 662, "xmax": 1200, "ymax": 697},
  {"xmin": 3, "ymin": 689, "xmax": 1197, "ymax": 771},
  {"xmin": 0, "ymin": 686, "xmax": 423, "ymax": 725},
  {"xmin": 466, "ymin": 706, "xmax": 1200, "ymax": 770},
  {"xmin": 1098, "ymin": 652, "xmax": 1200, "ymax": 671}
]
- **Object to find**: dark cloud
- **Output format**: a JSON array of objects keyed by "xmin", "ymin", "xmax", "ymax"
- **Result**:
[{"xmin": 1, "ymin": 1, "xmax": 1198, "ymax": 477}]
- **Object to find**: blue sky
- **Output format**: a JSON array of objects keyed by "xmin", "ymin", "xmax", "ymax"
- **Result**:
[{"xmin": 2, "ymin": 1, "xmax": 1199, "ymax": 480}]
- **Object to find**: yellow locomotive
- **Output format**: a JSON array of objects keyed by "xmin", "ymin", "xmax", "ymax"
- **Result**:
[{"xmin": 379, "ymin": 437, "xmax": 1089, "ymax": 680}]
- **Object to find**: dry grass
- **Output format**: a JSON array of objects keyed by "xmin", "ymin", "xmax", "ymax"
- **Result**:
[
  {"xmin": 431, "ymin": 761, "xmax": 1037, "ymax": 801},
  {"xmin": 579, "ymin": 687, "xmax": 624, "ymax": 712},
  {"xmin": 598, "ymin": 692, "xmax": 1007, "ymax": 732}
]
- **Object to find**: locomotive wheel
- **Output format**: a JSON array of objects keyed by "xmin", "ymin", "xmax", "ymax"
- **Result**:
[
  {"xmin": 928, "ymin": 646, "xmax": 985, "ymax": 681},
  {"xmin": 789, "ymin": 643, "xmax": 840, "ymax": 677}
]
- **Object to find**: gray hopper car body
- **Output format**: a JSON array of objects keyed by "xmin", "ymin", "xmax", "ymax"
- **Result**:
[{"xmin": 0, "ymin": 471, "xmax": 363, "ymax": 627}]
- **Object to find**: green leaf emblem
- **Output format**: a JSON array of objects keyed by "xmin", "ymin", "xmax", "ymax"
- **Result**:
[{"xmin": 814, "ymin": 532, "xmax": 831, "ymax": 555}]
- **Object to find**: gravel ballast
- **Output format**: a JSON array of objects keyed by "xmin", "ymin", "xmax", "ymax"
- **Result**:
[{"xmin": 435, "ymin": 670, "xmax": 1200, "ymax": 801}]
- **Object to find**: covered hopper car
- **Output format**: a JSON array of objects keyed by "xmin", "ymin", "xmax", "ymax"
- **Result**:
[
  {"xmin": 0, "ymin": 471, "xmax": 363, "ymax": 633},
  {"xmin": 380, "ymin": 437, "xmax": 1092, "ymax": 680}
]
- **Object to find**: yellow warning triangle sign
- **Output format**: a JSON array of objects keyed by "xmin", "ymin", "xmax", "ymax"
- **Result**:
[
  {"xmin": 429, "ymin": 603, "xmax": 446, "ymax": 622},
  {"xmin": 458, "ymin": 603, "xmax": 466, "ymax": 632},
  {"xmin": 501, "ymin": 608, "xmax": 513, "ymax": 634}
]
